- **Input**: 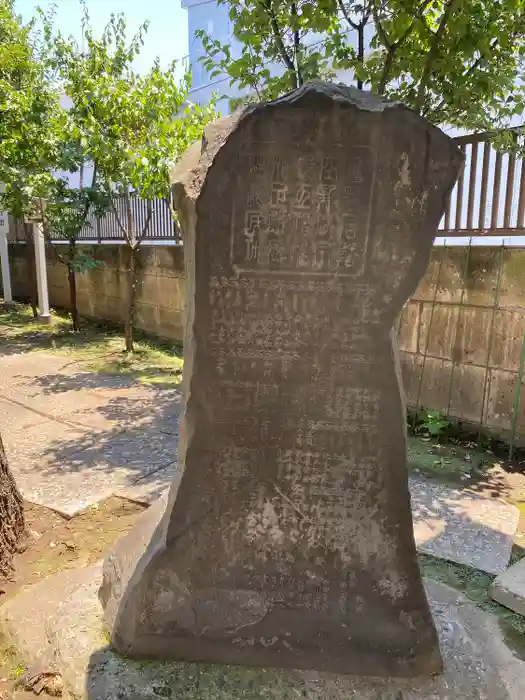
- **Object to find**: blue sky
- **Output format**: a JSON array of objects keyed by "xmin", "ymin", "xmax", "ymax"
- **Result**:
[{"xmin": 15, "ymin": 0, "xmax": 189, "ymax": 78}]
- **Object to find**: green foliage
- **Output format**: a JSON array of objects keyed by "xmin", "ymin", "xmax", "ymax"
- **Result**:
[
  {"xmin": 197, "ymin": 0, "xmax": 335, "ymax": 103},
  {"xmin": 0, "ymin": 0, "xmax": 63, "ymax": 219},
  {"xmin": 40, "ymin": 171, "xmax": 109, "ymax": 240},
  {"xmin": 39, "ymin": 1, "xmax": 217, "ymax": 349},
  {"xmin": 329, "ymin": 0, "xmax": 525, "ymax": 129},
  {"xmin": 45, "ymin": 3, "xmax": 217, "ymax": 246},
  {"xmin": 411, "ymin": 408, "xmax": 451, "ymax": 437},
  {"xmin": 68, "ymin": 249, "xmax": 102, "ymax": 274},
  {"xmin": 0, "ymin": 0, "xmax": 110, "ymax": 328},
  {"xmin": 198, "ymin": 0, "xmax": 525, "ymax": 131},
  {"xmin": 420, "ymin": 410, "xmax": 451, "ymax": 437},
  {"xmin": 2, "ymin": 0, "xmax": 217, "ymax": 247},
  {"xmin": 1, "ymin": 0, "xmax": 217, "ymax": 339}
]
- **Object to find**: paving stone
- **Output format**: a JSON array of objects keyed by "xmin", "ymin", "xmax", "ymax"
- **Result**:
[
  {"xmin": 0, "ymin": 352, "xmax": 181, "ymax": 516},
  {"xmin": 490, "ymin": 557, "xmax": 525, "ymax": 616},
  {"xmin": 7, "ymin": 427, "xmax": 178, "ymax": 516},
  {"xmin": 2, "ymin": 420, "xmax": 91, "ymax": 479},
  {"xmin": 0, "ymin": 567, "xmax": 100, "ymax": 662},
  {"xmin": 117, "ymin": 463, "xmax": 181, "ymax": 505},
  {"xmin": 61, "ymin": 395, "xmax": 179, "ymax": 432},
  {"xmin": 0, "ymin": 398, "xmax": 52, "ymax": 431},
  {"xmin": 0, "ymin": 392, "xmax": 104, "ymax": 433},
  {"xmin": 2, "ymin": 378, "xmax": 180, "ymax": 434},
  {"xmin": 411, "ymin": 477, "xmax": 519, "ymax": 574},
  {"xmin": 0, "ymin": 351, "xmax": 74, "ymax": 377},
  {"xmin": 11, "ymin": 388, "xmax": 104, "ymax": 419},
  {"xmin": 0, "ymin": 353, "xmax": 79, "ymax": 396}
]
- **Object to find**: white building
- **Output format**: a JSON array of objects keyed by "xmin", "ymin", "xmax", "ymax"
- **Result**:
[
  {"xmin": 181, "ymin": 0, "xmax": 242, "ymax": 113},
  {"xmin": 180, "ymin": 0, "xmax": 358, "ymax": 114}
]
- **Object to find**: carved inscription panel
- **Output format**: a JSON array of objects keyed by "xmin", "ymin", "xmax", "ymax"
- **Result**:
[{"xmin": 230, "ymin": 145, "xmax": 375, "ymax": 276}]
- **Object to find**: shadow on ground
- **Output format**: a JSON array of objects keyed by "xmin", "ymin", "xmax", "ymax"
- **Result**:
[
  {"xmin": 411, "ymin": 475, "xmax": 520, "ymax": 575},
  {"xmin": 1, "ymin": 356, "xmax": 182, "ymax": 515},
  {"xmin": 35, "ymin": 371, "xmax": 180, "ymax": 473}
]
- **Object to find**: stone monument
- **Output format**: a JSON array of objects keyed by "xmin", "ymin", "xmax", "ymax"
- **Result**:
[{"xmin": 100, "ymin": 83, "xmax": 462, "ymax": 677}]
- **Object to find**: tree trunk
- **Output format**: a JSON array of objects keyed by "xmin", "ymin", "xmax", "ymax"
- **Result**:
[
  {"xmin": 67, "ymin": 240, "xmax": 79, "ymax": 332},
  {"xmin": 0, "ymin": 433, "xmax": 25, "ymax": 581},
  {"xmin": 124, "ymin": 246, "xmax": 138, "ymax": 353}
]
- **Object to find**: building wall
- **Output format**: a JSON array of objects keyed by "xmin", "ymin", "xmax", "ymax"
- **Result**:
[
  {"xmin": 7, "ymin": 244, "xmax": 186, "ymax": 343},
  {"xmin": 182, "ymin": 0, "xmax": 240, "ymax": 112}
]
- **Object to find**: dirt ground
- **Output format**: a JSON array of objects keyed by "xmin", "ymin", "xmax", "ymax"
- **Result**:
[{"xmin": 0, "ymin": 497, "xmax": 146, "ymax": 699}]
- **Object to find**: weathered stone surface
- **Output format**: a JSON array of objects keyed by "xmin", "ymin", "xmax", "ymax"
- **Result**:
[
  {"xmin": 490, "ymin": 557, "xmax": 525, "ymax": 616},
  {"xmin": 411, "ymin": 477, "xmax": 520, "ymax": 574},
  {"xmin": 101, "ymin": 82, "xmax": 462, "ymax": 676},
  {"xmin": 111, "ymin": 470, "xmax": 524, "ymax": 574},
  {"xmin": 7, "ymin": 563, "xmax": 525, "ymax": 700}
]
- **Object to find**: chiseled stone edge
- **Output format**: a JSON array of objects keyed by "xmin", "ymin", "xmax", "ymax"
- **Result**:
[
  {"xmin": 170, "ymin": 81, "xmax": 462, "ymax": 202},
  {"xmin": 490, "ymin": 557, "xmax": 525, "ymax": 617}
]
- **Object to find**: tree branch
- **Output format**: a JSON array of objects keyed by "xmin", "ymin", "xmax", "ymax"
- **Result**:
[
  {"xmin": 137, "ymin": 199, "xmax": 153, "ymax": 247},
  {"xmin": 371, "ymin": 0, "xmax": 392, "ymax": 49},
  {"xmin": 372, "ymin": 0, "xmax": 395, "ymax": 93},
  {"xmin": 164, "ymin": 189, "xmax": 178, "ymax": 225},
  {"xmin": 39, "ymin": 200, "xmax": 67, "ymax": 265},
  {"xmin": 50, "ymin": 237, "xmax": 66, "ymax": 265},
  {"xmin": 123, "ymin": 187, "xmax": 135, "ymax": 248},
  {"xmin": 258, "ymin": 0, "xmax": 298, "ymax": 87},
  {"xmin": 374, "ymin": 0, "xmax": 433, "ymax": 94},
  {"xmin": 338, "ymin": 0, "xmax": 372, "ymax": 89},
  {"xmin": 415, "ymin": 0, "xmax": 461, "ymax": 113},
  {"xmin": 337, "ymin": 0, "xmax": 361, "ymax": 32},
  {"xmin": 109, "ymin": 194, "xmax": 132, "ymax": 244},
  {"xmin": 291, "ymin": 2, "xmax": 303, "ymax": 87},
  {"xmin": 245, "ymin": 43, "xmax": 264, "ymax": 99},
  {"xmin": 427, "ymin": 37, "xmax": 499, "ymax": 120},
  {"xmin": 81, "ymin": 161, "xmax": 97, "ymax": 222}
]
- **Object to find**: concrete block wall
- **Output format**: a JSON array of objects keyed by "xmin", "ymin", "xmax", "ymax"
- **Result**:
[
  {"xmin": 7, "ymin": 243, "xmax": 185, "ymax": 343},
  {"xmin": 6, "ymin": 241, "xmax": 525, "ymax": 440},
  {"xmin": 399, "ymin": 247, "xmax": 525, "ymax": 441}
]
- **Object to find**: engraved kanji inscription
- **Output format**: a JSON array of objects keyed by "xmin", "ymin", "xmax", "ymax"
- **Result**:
[{"xmin": 232, "ymin": 146, "xmax": 374, "ymax": 275}]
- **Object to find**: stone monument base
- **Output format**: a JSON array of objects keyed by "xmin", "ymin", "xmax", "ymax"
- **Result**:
[
  {"xmin": 100, "ymin": 495, "xmax": 442, "ymax": 677},
  {"xmin": 0, "ymin": 560, "xmax": 523, "ymax": 700}
]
